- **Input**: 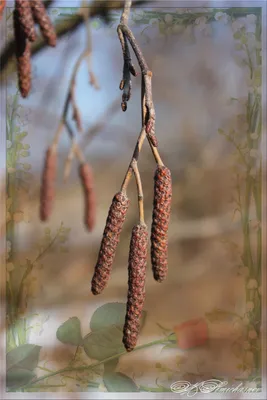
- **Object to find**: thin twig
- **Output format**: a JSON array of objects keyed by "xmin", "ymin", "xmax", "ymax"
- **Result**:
[
  {"xmin": 118, "ymin": 0, "xmax": 163, "ymax": 197},
  {"xmin": 82, "ymin": 3, "xmax": 100, "ymax": 90},
  {"xmin": 120, "ymin": 126, "xmax": 146, "ymax": 193},
  {"xmin": 132, "ymin": 159, "xmax": 145, "ymax": 225}
]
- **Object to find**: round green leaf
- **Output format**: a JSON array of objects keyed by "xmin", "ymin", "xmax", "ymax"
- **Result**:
[
  {"xmin": 7, "ymin": 368, "xmax": 36, "ymax": 389},
  {"xmin": 6, "ymin": 344, "xmax": 42, "ymax": 371},
  {"xmin": 83, "ymin": 325, "xmax": 125, "ymax": 361},
  {"xmin": 90, "ymin": 302, "xmax": 147, "ymax": 332},
  {"xmin": 103, "ymin": 372, "xmax": 139, "ymax": 392},
  {"xmin": 56, "ymin": 317, "xmax": 83, "ymax": 346},
  {"xmin": 20, "ymin": 151, "xmax": 30, "ymax": 157},
  {"xmin": 90, "ymin": 303, "xmax": 127, "ymax": 331}
]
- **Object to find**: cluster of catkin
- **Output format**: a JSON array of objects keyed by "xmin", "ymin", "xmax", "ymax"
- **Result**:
[
  {"xmin": 91, "ymin": 165, "xmax": 172, "ymax": 351},
  {"xmin": 13, "ymin": 0, "xmax": 57, "ymax": 98},
  {"xmin": 39, "ymin": 146, "xmax": 96, "ymax": 232}
]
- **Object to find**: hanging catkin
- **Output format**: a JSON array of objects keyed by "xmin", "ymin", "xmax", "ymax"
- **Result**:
[
  {"xmin": 123, "ymin": 224, "xmax": 148, "ymax": 352},
  {"xmin": 13, "ymin": 9, "xmax": 31, "ymax": 98},
  {"xmin": 30, "ymin": 0, "xmax": 57, "ymax": 47},
  {"xmin": 79, "ymin": 163, "xmax": 96, "ymax": 232},
  {"xmin": 15, "ymin": 0, "xmax": 36, "ymax": 42},
  {"xmin": 40, "ymin": 146, "xmax": 57, "ymax": 221},
  {"xmin": 91, "ymin": 192, "xmax": 130, "ymax": 295},
  {"xmin": 151, "ymin": 166, "xmax": 172, "ymax": 282}
]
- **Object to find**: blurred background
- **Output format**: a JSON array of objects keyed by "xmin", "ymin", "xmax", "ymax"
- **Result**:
[{"xmin": 0, "ymin": 1, "xmax": 265, "ymax": 396}]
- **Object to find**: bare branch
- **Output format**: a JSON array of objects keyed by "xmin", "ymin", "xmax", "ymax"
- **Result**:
[{"xmin": 0, "ymin": 0, "xmax": 148, "ymax": 83}]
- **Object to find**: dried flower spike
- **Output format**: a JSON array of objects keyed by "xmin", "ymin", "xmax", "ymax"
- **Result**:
[
  {"xmin": 151, "ymin": 166, "xmax": 172, "ymax": 282},
  {"xmin": 91, "ymin": 192, "xmax": 130, "ymax": 295},
  {"xmin": 15, "ymin": 0, "xmax": 36, "ymax": 42},
  {"xmin": 79, "ymin": 163, "xmax": 96, "ymax": 232},
  {"xmin": 123, "ymin": 224, "xmax": 148, "ymax": 352},
  {"xmin": 40, "ymin": 146, "xmax": 57, "ymax": 221},
  {"xmin": 30, "ymin": 0, "xmax": 57, "ymax": 47},
  {"xmin": 13, "ymin": 9, "xmax": 31, "ymax": 98}
]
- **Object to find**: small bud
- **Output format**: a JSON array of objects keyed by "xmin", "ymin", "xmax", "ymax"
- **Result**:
[
  {"xmin": 119, "ymin": 79, "xmax": 125, "ymax": 90},
  {"xmin": 145, "ymin": 118, "xmax": 153, "ymax": 134},
  {"xmin": 145, "ymin": 118, "xmax": 158, "ymax": 147},
  {"xmin": 39, "ymin": 147, "xmax": 57, "ymax": 221},
  {"xmin": 30, "ymin": 0, "xmax": 57, "ymax": 47},
  {"xmin": 129, "ymin": 64, "xmax": 137, "ymax": 77},
  {"xmin": 79, "ymin": 163, "xmax": 96, "ymax": 232},
  {"xmin": 91, "ymin": 192, "xmax": 130, "ymax": 295},
  {"xmin": 123, "ymin": 224, "xmax": 148, "ymax": 352},
  {"xmin": 121, "ymin": 101, "xmax": 127, "ymax": 112},
  {"xmin": 151, "ymin": 166, "xmax": 172, "ymax": 282}
]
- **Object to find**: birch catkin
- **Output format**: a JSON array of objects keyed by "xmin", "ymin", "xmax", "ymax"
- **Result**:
[
  {"xmin": 151, "ymin": 166, "xmax": 172, "ymax": 282},
  {"xmin": 79, "ymin": 163, "xmax": 96, "ymax": 232},
  {"xmin": 40, "ymin": 147, "xmax": 57, "ymax": 222},
  {"xmin": 123, "ymin": 224, "xmax": 148, "ymax": 352},
  {"xmin": 91, "ymin": 192, "xmax": 130, "ymax": 295},
  {"xmin": 30, "ymin": 0, "xmax": 57, "ymax": 47},
  {"xmin": 13, "ymin": 10, "xmax": 31, "ymax": 98},
  {"xmin": 15, "ymin": 0, "xmax": 36, "ymax": 42}
]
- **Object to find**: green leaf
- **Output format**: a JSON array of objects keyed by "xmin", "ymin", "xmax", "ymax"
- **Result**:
[
  {"xmin": 90, "ymin": 302, "xmax": 147, "ymax": 332},
  {"xmin": 16, "ymin": 142, "xmax": 23, "ymax": 150},
  {"xmin": 83, "ymin": 325, "xmax": 125, "ymax": 361},
  {"xmin": 7, "ymin": 368, "xmax": 36, "ymax": 389},
  {"xmin": 15, "ymin": 132, "xmax": 28, "ymax": 141},
  {"xmin": 234, "ymin": 31, "xmax": 242, "ymax": 40},
  {"xmin": 56, "ymin": 317, "xmax": 83, "ymax": 346},
  {"xmin": 6, "ymin": 344, "xmax": 41, "ymax": 371},
  {"xmin": 103, "ymin": 372, "xmax": 139, "ymax": 392},
  {"xmin": 20, "ymin": 151, "xmax": 30, "ymax": 157}
]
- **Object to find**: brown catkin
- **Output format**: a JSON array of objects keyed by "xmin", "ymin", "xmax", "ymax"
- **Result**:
[
  {"xmin": 151, "ymin": 166, "xmax": 172, "ymax": 282},
  {"xmin": 91, "ymin": 192, "xmax": 130, "ymax": 295},
  {"xmin": 39, "ymin": 147, "xmax": 57, "ymax": 222},
  {"xmin": 123, "ymin": 224, "xmax": 148, "ymax": 352},
  {"xmin": 13, "ymin": 10, "xmax": 31, "ymax": 98},
  {"xmin": 79, "ymin": 163, "xmax": 96, "ymax": 232},
  {"xmin": 30, "ymin": 0, "xmax": 57, "ymax": 47},
  {"xmin": 15, "ymin": 0, "xmax": 36, "ymax": 42}
]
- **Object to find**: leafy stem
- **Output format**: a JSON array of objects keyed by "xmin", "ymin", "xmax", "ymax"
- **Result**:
[
  {"xmin": 19, "ymin": 335, "xmax": 173, "ymax": 390},
  {"xmin": 16, "ymin": 225, "xmax": 62, "ymax": 316}
]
